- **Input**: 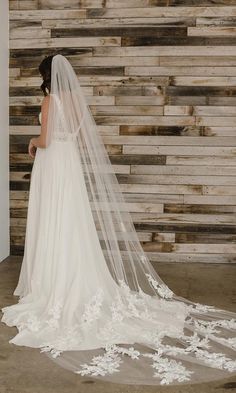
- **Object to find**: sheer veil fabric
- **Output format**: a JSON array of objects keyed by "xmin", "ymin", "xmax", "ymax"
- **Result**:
[{"xmin": 2, "ymin": 54, "xmax": 236, "ymax": 385}]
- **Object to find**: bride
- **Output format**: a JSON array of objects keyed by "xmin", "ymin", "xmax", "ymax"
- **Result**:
[{"xmin": 1, "ymin": 54, "xmax": 236, "ymax": 386}]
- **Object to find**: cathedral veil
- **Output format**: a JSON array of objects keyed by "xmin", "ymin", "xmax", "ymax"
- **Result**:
[
  {"xmin": 42, "ymin": 54, "xmax": 236, "ymax": 385},
  {"xmin": 46, "ymin": 53, "xmax": 171, "ymax": 297}
]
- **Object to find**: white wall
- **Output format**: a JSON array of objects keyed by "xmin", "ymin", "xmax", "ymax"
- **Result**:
[{"xmin": 0, "ymin": 0, "xmax": 9, "ymax": 261}]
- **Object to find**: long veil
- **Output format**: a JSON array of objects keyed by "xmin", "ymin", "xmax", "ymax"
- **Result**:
[{"xmin": 43, "ymin": 54, "xmax": 236, "ymax": 385}]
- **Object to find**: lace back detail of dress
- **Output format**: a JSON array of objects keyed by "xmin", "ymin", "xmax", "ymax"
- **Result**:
[
  {"xmin": 38, "ymin": 94, "xmax": 80, "ymax": 142},
  {"xmin": 52, "ymin": 119, "xmax": 79, "ymax": 142}
]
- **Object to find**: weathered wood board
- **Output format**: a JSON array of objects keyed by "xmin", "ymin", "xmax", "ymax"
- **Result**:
[{"xmin": 9, "ymin": 1, "xmax": 236, "ymax": 263}]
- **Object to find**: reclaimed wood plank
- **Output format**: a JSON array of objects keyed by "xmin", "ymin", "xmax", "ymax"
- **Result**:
[
  {"xmin": 87, "ymin": 7, "xmax": 236, "ymax": 18},
  {"xmin": 126, "ymin": 66, "xmax": 236, "ymax": 76},
  {"xmin": 10, "ymin": 0, "xmax": 38, "ymax": 10},
  {"xmin": 117, "ymin": 174, "xmax": 236, "ymax": 186},
  {"xmin": 94, "ymin": 46, "xmax": 236, "ymax": 56},
  {"xmin": 10, "ymin": 37, "xmax": 121, "ymax": 49},
  {"xmin": 115, "ymin": 96, "xmax": 164, "ymax": 105},
  {"xmin": 9, "ymin": 75, "xmax": 169, "ymax": 87},
  {"xmin": 160, "ymin": 56, "xmax": 236, "ymax": 66},
  {"xmin": 129, "ymin": 212, "xmax": 236, "ymax": 225},
  {"xmin": 172, "ymin": 76, "xmax": 236, "ymax": 86},
  {"xmin": 10, "ymin": 27, "xmax": 50, "ymax": 39},
  {"xmin": 122, "ymin": 36, "xmax": 236, "ymax": 47},
  {"xmin": 166, "ymin": 156, "xmax": 236, "ymax": 166},
  {"xmin": 9, "ymin": 9, "xmax": 86, "ymax": 20},
  {"xmin": 131, "ymin": 165, "xmax": 236, "ymax": 176},
  {"xmin": 124, "ymin": 252, "xmax": 236, "ymax": 263},
  {"xmin": 102, "ymin": 135, "xmax": 236, "ymax": 146},
  {"xmin": 8, "ymin": 1, "xmax": 236, "ymax": 262},
  {"xmin": 52, "ymin": 26, "xmax": 187, "ymax": 39},
  {"xmin": 184, "ymin": 195, "xmax": 236, "ymax": 205},
  {"xmin": 196, "ymin": 16, "xmax": 236, "ymax": 26},
  {"xmin": 91, "ymin": 105, "xmax": 163, "ymax": 116},
  {"xmin": 119, "ymin": 184, "xmax": 203, "ymax": 195},
  {"xmin": 9, "ymin": 95, "xmax": 115, "ymax": 106},
  {"xmin": 165, "ymin": 204, "xmax": 236, "ymax": 214},
  {"xmin": 43, "ymin": 17, "xmax": 196, "ymax": 29},
  {"xmin": 188, "ymin": 26, "xmax": 236, "ymax": 36},
  {"xmin": 123, "ymin": 145, "xmax": 236, "ymax": 156},
  {"xmin": 95, "ymin": 116, "xmax": 195, "ymax": 126}
]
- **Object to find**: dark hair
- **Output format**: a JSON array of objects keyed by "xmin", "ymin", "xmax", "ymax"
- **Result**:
[{"xmin": 38, "ymin": 55, "xmax": 56, "ymax": 96}]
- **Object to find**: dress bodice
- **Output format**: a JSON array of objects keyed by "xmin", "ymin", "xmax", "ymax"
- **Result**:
[{"xmin": 38, "ymin": 95, "xmax": 79, "ymax": 142}]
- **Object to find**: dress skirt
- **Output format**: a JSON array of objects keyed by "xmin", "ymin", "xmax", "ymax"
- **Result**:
[{"xmin": 2, "ymin": 138, "xmax": 236, "ymax": 386}]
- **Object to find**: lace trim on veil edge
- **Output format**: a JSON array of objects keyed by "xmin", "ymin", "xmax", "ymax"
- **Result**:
[{"xmin": 6, "ymin": 275, "xmax": 236, "ymax": 386}]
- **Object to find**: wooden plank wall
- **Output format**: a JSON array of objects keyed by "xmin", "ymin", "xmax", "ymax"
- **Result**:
[{"xmin": 9, "ymin": 0, "xmax": 236, "ymax": 264}]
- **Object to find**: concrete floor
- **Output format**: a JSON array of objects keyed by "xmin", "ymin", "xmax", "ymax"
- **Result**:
[{"xmin": 0, "ymin": 256, "xmax": 236, "ymax": 393}]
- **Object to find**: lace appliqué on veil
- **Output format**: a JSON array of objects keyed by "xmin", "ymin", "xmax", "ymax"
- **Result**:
[
  {"xmin": 35, "ymin": 278, "xmax": 236, "ymax": 384},
  {"xmin": 6, "ymin": 277, "xmax": 236, "ymax": 385}
]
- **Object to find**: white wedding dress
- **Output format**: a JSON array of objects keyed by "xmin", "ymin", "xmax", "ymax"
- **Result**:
[
  {"xmin": 1, "ymin": 54, "xmax": 236, "ymax": 386},
  {"xmin": 2, "ymin": 109, "xmax": 236, "ymax": 385}
]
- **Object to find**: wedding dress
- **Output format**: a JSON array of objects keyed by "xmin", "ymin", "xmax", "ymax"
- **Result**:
[{"xmin": 1, "ymin": 54, "xmax": 236, "ymax": 386}]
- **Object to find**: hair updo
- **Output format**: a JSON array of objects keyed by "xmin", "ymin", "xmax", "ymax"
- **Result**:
[{"xmin": 38, "ymin": 54, "xmax": 56, "ymax": 96}]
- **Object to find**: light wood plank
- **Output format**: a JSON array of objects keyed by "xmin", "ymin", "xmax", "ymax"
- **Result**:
[
  {"xmin": 196, "ymin": 116, "xmax": 236, "ymax": 126},
  {"xmin": 131, "ymin": 165, "xmax": 236, "ymax": 176},
  {"xmin": 94, "ymin": 46, "xmax": 236, "ymax": 57},
  {"xmin": 123, "ymin": 145, "xmax": 236, "ymax": 156},
  {"xmin": 160, "ymin": 56, "xmax": 236, "ymax": 66},
  {"xmin": 10, "ymin": 27, "xmax": 50, "ymax": 39},
  {"xmin": 42, "ymin": 17, "xmax": 195, "ymax": 29},
  {"xmin": 10, "ymin": 0, "xmax": 38, "ymax": 10},
  {"xmin": 10, "ymin": 95, "xmax": 115, "ymax": 106},
  {"xmin": 9, "ymin": 10, "xmax": 86, "ymax": 20},
  {"xmin": 9, "ymin": 124, "xmax": 119, "ymax": 136},
  {"xmin": 130, "ymin": 212, "xmax": 236, "ymax": 225},
  {"xmin": 188, "ymin": 26, "xmax": 236, "ymax": 37},
  {"xmin": 118, "ymin": 174, "xmax": 236, "ymax": 186},
  {"xmin": 167, "ymin": 156, "xmax": 236, "ymax": 166},
  {"xmin": 10, "ymin": 37, "xmax": 121, "ymax": 49},
  {"xmin": 144, "ymin": 253, "xmax": 236, "ymax": 264},
  {"xmin": 184, "ymin": 195, "xmax": 236, "ymax": 205},
  {"xmin": 92, "ymin": 105, "xmax": 163, "ymax": 116},
  {"xmin": 165, "ymin": 105, "xmax": 236, "ymax": 116},
  {"xmin": 103, "ymin": 135, "xmax": 236, "ymax": 147},
  {"xmin": 115, "ymin": 96, "xmax": 164, "ymax": 105},
  {"xmin": 9, "ymin": 75, "xmax": 168, "ymax": 87},
  {"xmin": 126, "ymin": 66, "xmax": 236, "ymax": 77},
  {"xmin": 87, "ymin": 7, "xmax": 236, "ymax": 18},
  {"xmin": 96, "ymin": 116, "xmax": 195, "ymax": 126},
  {"xmin": 196, "ymin": 17, "xmax": 236, "ymax": 26},
  {"xmin": 119, "ymin": 184, "xmax": 203, "ymax": 195}
]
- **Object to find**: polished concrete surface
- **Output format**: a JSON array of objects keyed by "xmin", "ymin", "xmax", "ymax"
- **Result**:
[{"xmin": 0, "ymin": 256, "xmax": 236, "ymax": 393}]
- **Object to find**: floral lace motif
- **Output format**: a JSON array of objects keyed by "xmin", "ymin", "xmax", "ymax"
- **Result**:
[
  {"xmin": 142, "ymin": 352, "xmax": 194, "ymax": 384},
  {"xmin": 81, "ymin": 288, "xmax": 104, "ymax": 327},
  {"xmin": 74, "ymin": 326, "xmax": 236, "ymax": 384},
  {"xmin": 145, "ymin": 273, "xmax": 174, "ymax": 299},
  {"xmin": 72, "ymin": 280, "xmax": 236, "ymax": 383},
  {"xmin": 52, "ymin": 131, "xmax": 78, "ymax": 142},
  {"xmin": 75, "ymin": 345, "xmax": 125, "ymax": 377},
  {"xmin": 5, "ymin": 277, "xmax": 236, "ymax": 385},
  {"xmin": 46, "ymin": 302, "xmax": 63, "ymax": 330}
]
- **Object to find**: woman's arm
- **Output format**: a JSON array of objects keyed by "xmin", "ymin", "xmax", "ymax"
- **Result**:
[{"xmin": 30, "ymin": 95, "xmax": 50, "ymax": 151}]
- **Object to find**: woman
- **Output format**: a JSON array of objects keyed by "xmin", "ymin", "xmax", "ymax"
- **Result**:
[{"xmin": 1, "ymin": 54, "xmax": 236, "ymax": 386}]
